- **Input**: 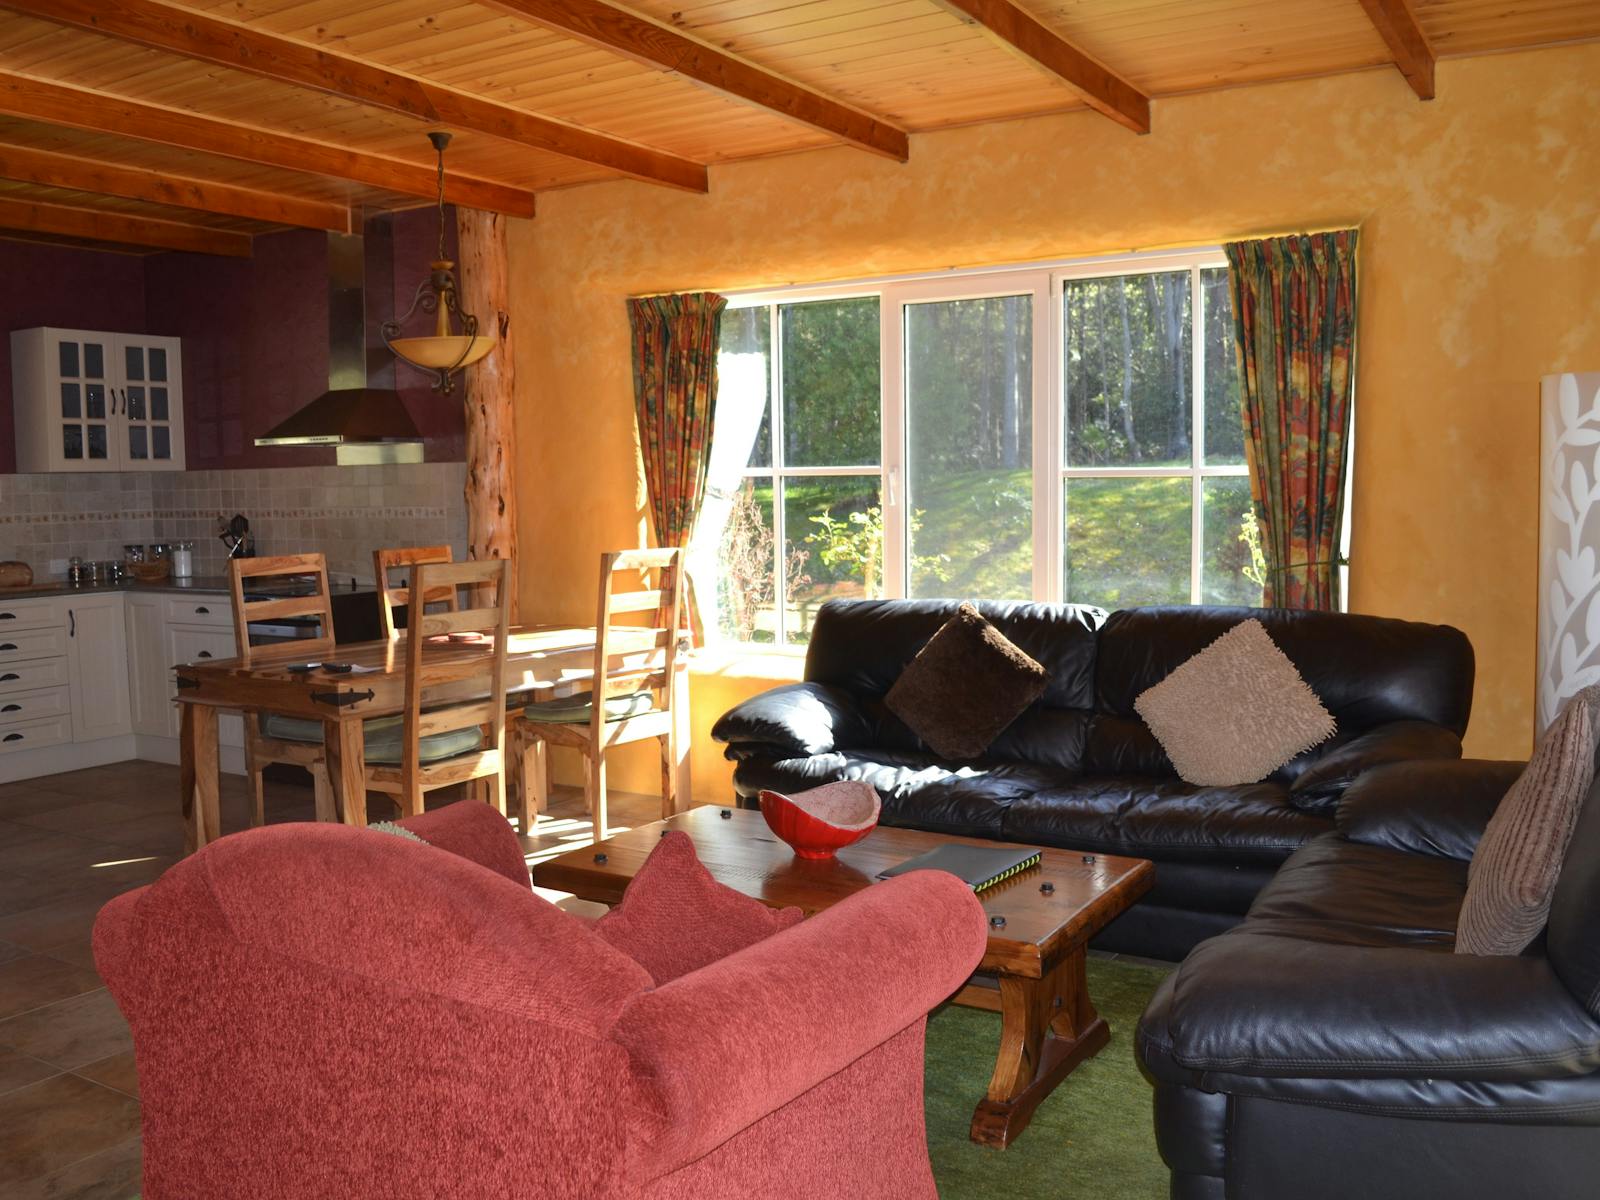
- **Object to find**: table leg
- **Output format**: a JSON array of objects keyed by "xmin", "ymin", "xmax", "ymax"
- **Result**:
[
  {"xmin": 669, "ymin": 662, "xmax": 691, "ymax": 813},
  {"xmin": 969, "ymin": 948, "xmax": 1109, "ymax": 1149},
  {"xmin": 180, "ymin": 704, "xmax": 221, "ymax": 855},
  {"xmin": 322, "ymin": 718, "xmax": 368, "ymax": 828}
]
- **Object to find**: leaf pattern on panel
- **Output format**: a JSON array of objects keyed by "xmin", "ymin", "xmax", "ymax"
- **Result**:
[{"xmin": 1538, "ymin": 373, "xmax": 1600, "ymax": 733}]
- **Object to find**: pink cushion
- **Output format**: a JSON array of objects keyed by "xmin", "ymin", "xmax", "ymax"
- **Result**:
[
  {"xmin": 594, "ymin": 831, "xmax": 803, "ymax": 984},
  {"xmin": 397, "ymin": 799, "xmax": 531, "ymax": 890}
]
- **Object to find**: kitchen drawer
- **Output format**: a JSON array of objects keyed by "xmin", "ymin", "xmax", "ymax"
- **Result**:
[
  {"xmin": 0, "ymin": 686, "xmax": 70, "ymax": 727},
  {"xmin": 0, "ymin": 627, "xmax": 68, "ymax": 664},
  {"xmin": 0, "ymin": 714, "xmax": 71, "ymax": 756},
  {"xmin": 0, "ymin": 596, "xmax": 61, "ymax": 630},
  {"xmin": 169, "ymin": 624, "xmax": 236, "ymax": 668},
  {"xmin": 165, "ymin": 595, "xmax": 233, "ymax": 630},
  {"xmin": 0, "ymin": 657, "xmax": 70, "ymax": 695}
]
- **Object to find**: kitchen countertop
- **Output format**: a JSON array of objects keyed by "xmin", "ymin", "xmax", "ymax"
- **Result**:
[{"xmin": 0, "ymin": 576, "xmax": 377, "ymax": 600}]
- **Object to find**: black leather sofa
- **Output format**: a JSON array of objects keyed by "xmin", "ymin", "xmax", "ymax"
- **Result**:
[
  {"xmin": 712, "ymin": 599, "xmax": 1475, "ymax": 959},
  {"xmin": 1137, "ymin": 757, "xmax": 1600, "ymax": 1199}
]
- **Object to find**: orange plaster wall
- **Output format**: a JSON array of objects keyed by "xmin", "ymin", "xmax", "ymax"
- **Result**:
[{"xmin": 508, "ymin": 44, "xmax": 1600, "ymax": 800}]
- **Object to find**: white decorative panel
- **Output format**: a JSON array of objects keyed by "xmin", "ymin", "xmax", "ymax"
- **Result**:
[{"xmin": 1538, "ymin": 372, "xmax": 1600, "ymax": 733}]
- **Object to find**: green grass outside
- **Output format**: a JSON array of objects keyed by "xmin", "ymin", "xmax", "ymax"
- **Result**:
[{"xmin": 737, "ymin": 468, "xmax": 1260, "ymax": 640}]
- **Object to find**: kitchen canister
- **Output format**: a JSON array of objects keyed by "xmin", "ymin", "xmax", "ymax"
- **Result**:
[{"xmin": 172, "ymin": 541, "xmax": 195, "ymax": 579}]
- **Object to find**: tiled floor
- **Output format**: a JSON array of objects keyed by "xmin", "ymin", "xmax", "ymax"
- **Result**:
[{"xmin": 0, "ymin": 760, "xmax": 656, "ymax": 1198}]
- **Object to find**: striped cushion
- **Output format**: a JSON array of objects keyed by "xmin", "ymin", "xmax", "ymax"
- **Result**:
[
  {"xmin": 259, "ymin": 713, "xmax": 485, "ymax": 766},
  {"xmin": 521, "ymin": 691, "xmax": 655, "ymax": 725},
  {"xmin": 1457, "ymin": 684, "xmax": 1600, "ymax": 955}
]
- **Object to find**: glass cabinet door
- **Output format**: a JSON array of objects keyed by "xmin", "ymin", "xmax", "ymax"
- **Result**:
[
  {"xmin": 54, "ymin": 335, "xmax": 112, "ymax": 468},
  {"xmin": 120, "ymin": 339, "xmax": 180, "ymax": 468}
]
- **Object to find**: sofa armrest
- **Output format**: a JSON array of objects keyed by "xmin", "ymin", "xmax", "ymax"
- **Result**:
[
  {"xmin": 395, "ymin": 799, "xmax": 530, "ymax": 889},
  {"xmin": 710, "ymin": 682, "xmax": 875, "ymax": 761},
  {"xmin": 1138, "ymin": 928, "xmax": 1600, "ymax": 1086},
  {"xmin": 1289, "ymin": 720, "xmax": 1463, "ymax": 807},
  {"xmin": 612, "ymin": 870, "xmax": 987, "ymax": 1179},
  {"xmin": 1334, "ymin": 759, "xmax": 1524, "ymax": 862}
]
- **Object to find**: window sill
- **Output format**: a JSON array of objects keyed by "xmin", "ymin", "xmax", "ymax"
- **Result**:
[{"xmin": 689, "ymin": 644, "xmax": 806, "ymax": 683}]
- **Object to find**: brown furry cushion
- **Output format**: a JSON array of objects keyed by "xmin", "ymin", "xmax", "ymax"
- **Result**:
[
  {"xmin": 884, "ymin": 603, "xmax": 1048, "ymax": 760},
  {"xmin": 1134, "ymin": 618, "xmax": 1335, "ymax": 786}
]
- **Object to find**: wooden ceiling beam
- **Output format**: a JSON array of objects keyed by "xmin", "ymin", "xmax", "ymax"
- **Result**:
[
  {"xmin": 0, "ymin": 194, "xmax": 251, "ymax": 256},
  {"xmin": 932, "ymin": 0, "xmax": 1149, "ymax": 134},
  {"xmin": 0, "ymin": 143, "xmax": 351, "ymax": 232},
  {"xmin": 0, "ymin": 72, "xmax": 537, "ymax": 217},
  {"xmin": 0, "ymin": 0, "xmax": 706, "ymax": 193},
  {"xmin": 477, "ymin": 0, "xmax": 909, "ymax": 161},
  {"xmin": 1355, "ymin": 0, "xmax": 1436, "ymax": 100}
]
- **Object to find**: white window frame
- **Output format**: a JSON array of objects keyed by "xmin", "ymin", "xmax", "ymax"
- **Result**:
[
  {"xmin": 1054, "ymin": 250, "xmax": 1248, "ymax": 606},
  {"xmin": 719, "ymin": 245, "xmax": 1258, "ymax": 647}
]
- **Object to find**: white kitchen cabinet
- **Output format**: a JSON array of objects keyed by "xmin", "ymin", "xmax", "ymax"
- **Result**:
[
  {"xmin": 11, "ymin": 327, "xmax": 185, "ymax": 472},
  {"xmin": 124, "ymin": 594, "xmax": 169, "ymax": 738},
  {"xmin": 127, "ymin": 592, "xmax": 243, "ymax": 749},
  {"xmin": 66, "ymin": 592, "xmax": 133, "ymax": 742}
]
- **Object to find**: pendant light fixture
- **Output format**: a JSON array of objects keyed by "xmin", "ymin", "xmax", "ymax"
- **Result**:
[{"xmin": 382, "ymin": 131, "xmax": 494, "ymax": 395}]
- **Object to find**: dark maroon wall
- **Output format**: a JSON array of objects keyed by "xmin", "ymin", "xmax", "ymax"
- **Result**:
[
  {"xmin": 146, "ymin": 228, "xmax": 329, "ymax": 469},
  {"xmin": 1, "ymin": 213, "xmax": 469, "ymax": 473},
  {"xmin": 0, "ymin": 239, "xmax": 149, "ymax": 473},
  {"xmin": 144, "ymin": 213, "xmax": 466, "ymax": 470}
]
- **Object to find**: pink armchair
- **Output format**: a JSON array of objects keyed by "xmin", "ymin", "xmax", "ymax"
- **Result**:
[{"xmin": 94, "ymin": 802, "xmax": 987, "ymax": 1199}]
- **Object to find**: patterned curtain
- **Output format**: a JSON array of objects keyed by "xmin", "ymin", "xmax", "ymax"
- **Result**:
[
  {"xmin": 1225, "ymin": 230, "xmax": 1359, "ymax": 610},
  {"xmin": 628, "ymin": 291, "xmax": 727, "ymax": 636}
]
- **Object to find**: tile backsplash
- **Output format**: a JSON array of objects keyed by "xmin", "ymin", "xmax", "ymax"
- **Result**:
[{"xmin": 0, "ymin": 462, "xmax": 467, "ymax": 582}]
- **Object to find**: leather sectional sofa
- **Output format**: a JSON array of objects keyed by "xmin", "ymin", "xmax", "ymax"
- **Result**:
[
  {"xmin": 712, "ymin": 599, "xmax": 1475, "ymax": 959},
  {"xmin": 1137, "ymin": 757, "xmax": 1600, "ymax": 1199}
]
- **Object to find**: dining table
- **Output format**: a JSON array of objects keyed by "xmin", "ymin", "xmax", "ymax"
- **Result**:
[{"xmin": 172, "ymin": 624, "xmax": 689, "ymax": 853}]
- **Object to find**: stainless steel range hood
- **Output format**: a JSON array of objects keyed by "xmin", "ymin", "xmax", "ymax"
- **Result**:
[{"xmin": 254, "ymin": 226, "xmax": 424, "ymax": 465}]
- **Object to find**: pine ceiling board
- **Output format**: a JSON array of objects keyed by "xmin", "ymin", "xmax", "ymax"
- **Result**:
[
  {"xmin": 619, "ymin": 0, "xmax": 1082, "ymax": 128},
  {"xmin": 146, "ymin": 1, "xmax": 818, "ymax": 173},
  {"xmin": 0, "ymin": 176, "xmax": 271, "ymax": 232},
  {"xmin": 1003, "ymin": 0, "xmax": 1391, "ymax": 94},
  {"xmin": 0, "ymin": 114, "xmax": 456, "ymax": 215},
  {"xmin": 1416, "ymin": 0, "xmax": 1600, "ymax": 55},
  {"xmin": 0, "ymin": 25, "xmax": 613, "ymax": 190}
]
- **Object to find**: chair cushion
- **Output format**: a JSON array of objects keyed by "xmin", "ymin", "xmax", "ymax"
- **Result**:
[
  {"xmin": 884, "ymin": 602, "xmax": 1049, "ymax": 760},
  {"xmin": 521, "ymin": 691, "xmax": 655, "ymax": 724},
  {"xmin": 1457, "ymin": 686, "xmax": 1600, "ymax": 955},
  {"xmin": 593, "ymin": 831, "xmax": 803, "ymax": 984},
  {"xmin": 260, "ymin": 713, "xmax": 485, "ymax": 765},
  {"xmin": 1134, "ymin": 618, "xmax": 1336, "ymax": 786}
]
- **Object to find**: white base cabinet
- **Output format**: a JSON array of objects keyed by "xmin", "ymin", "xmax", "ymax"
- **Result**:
[{"xmin": 0, "ymin": 590, "xmax": 242, "ymax": 784}]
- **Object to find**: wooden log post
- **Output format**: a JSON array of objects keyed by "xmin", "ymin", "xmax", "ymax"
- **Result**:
[{"xmin": 456, "ymin": 207, "xmax": 517, "ymax": 619}]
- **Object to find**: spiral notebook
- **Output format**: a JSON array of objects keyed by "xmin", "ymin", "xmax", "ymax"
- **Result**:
[{"xmin": 877, "ymin": 844, "xmax": 1041, "ymax": 893}]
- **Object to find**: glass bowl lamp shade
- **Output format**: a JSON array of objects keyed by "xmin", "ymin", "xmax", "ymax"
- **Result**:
[{"xmin": 381, "ymin": 132, "xmax": 496, "ymax": 394}]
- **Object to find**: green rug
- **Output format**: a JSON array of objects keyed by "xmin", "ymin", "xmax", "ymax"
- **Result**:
[{"xmin": 925, "ymin": 958, "xmax": 1170, "ymax": 1200}]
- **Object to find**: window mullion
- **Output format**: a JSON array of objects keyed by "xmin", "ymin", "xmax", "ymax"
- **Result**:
[
  {"xmin": 1190, "ymin": 264, "xmax": 1205, "ymax": 604},
  {"xmin": 769, "ymin": 304, "xmax": 787, "ymax": 644},
  {"xmin": 881, "ymin": 290, "xmax": 906, "ymax": 601}
]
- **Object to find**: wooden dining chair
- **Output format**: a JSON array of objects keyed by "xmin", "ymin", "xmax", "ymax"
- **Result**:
[
  {"xmin": 511, "ymin": 548, "xmax": 686, "ymax": 841},
  {"xmin": 361, "ymin": 558, "xmax": 512, "ymax": 819},
  {"xmin": 227, "ymin": 554, "xmax": 338, "ymax": 827},
  {"xmin": 373, "ymin": 545, "xmax": 457, "ymax": 641}
]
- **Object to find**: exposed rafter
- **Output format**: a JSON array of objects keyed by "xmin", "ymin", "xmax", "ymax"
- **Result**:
[
  {"xmin": 0, "ymin": 143, "xmax": 350, "ymax": 232},
  {"xmin": 0, "ymin": 72, "xmax": 538, "ymax": 217},
  {"xmin": 0, "ymin": 0, "xmax": 706, "ymax": 193},
  {"xmin": 932, "ymin": 0, "xmax": 1150, "ymax": 134},
  {"xmin": 0, "ymin": 194, "xmax": 251, "ymax": 256},
  {"xmin": 1355, "ymin": 0, "xmax": 1436, "ymax": 100},
  {"xmin": 477, "ymin": 0, "xmax": 910, "ymax": 161}
]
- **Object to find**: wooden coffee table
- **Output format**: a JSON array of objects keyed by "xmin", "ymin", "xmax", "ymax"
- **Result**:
[{"xmin": 534, "ymin": 806, "xmax": 1154, "ymax": 1149}]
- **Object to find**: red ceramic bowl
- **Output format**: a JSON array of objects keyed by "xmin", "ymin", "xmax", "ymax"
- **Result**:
[{"xmin": 759, "ymin": 781, "xmax": 881, "ymax": 860}]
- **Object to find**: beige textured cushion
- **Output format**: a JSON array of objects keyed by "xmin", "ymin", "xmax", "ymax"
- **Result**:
[
  {"xmin": 1456, "ymin": 686, "xmax": 1600, "ymax": 956},
  {"xmin": 1133, "ymin": 618, "xmax": 1336, "ymax": 787}
]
